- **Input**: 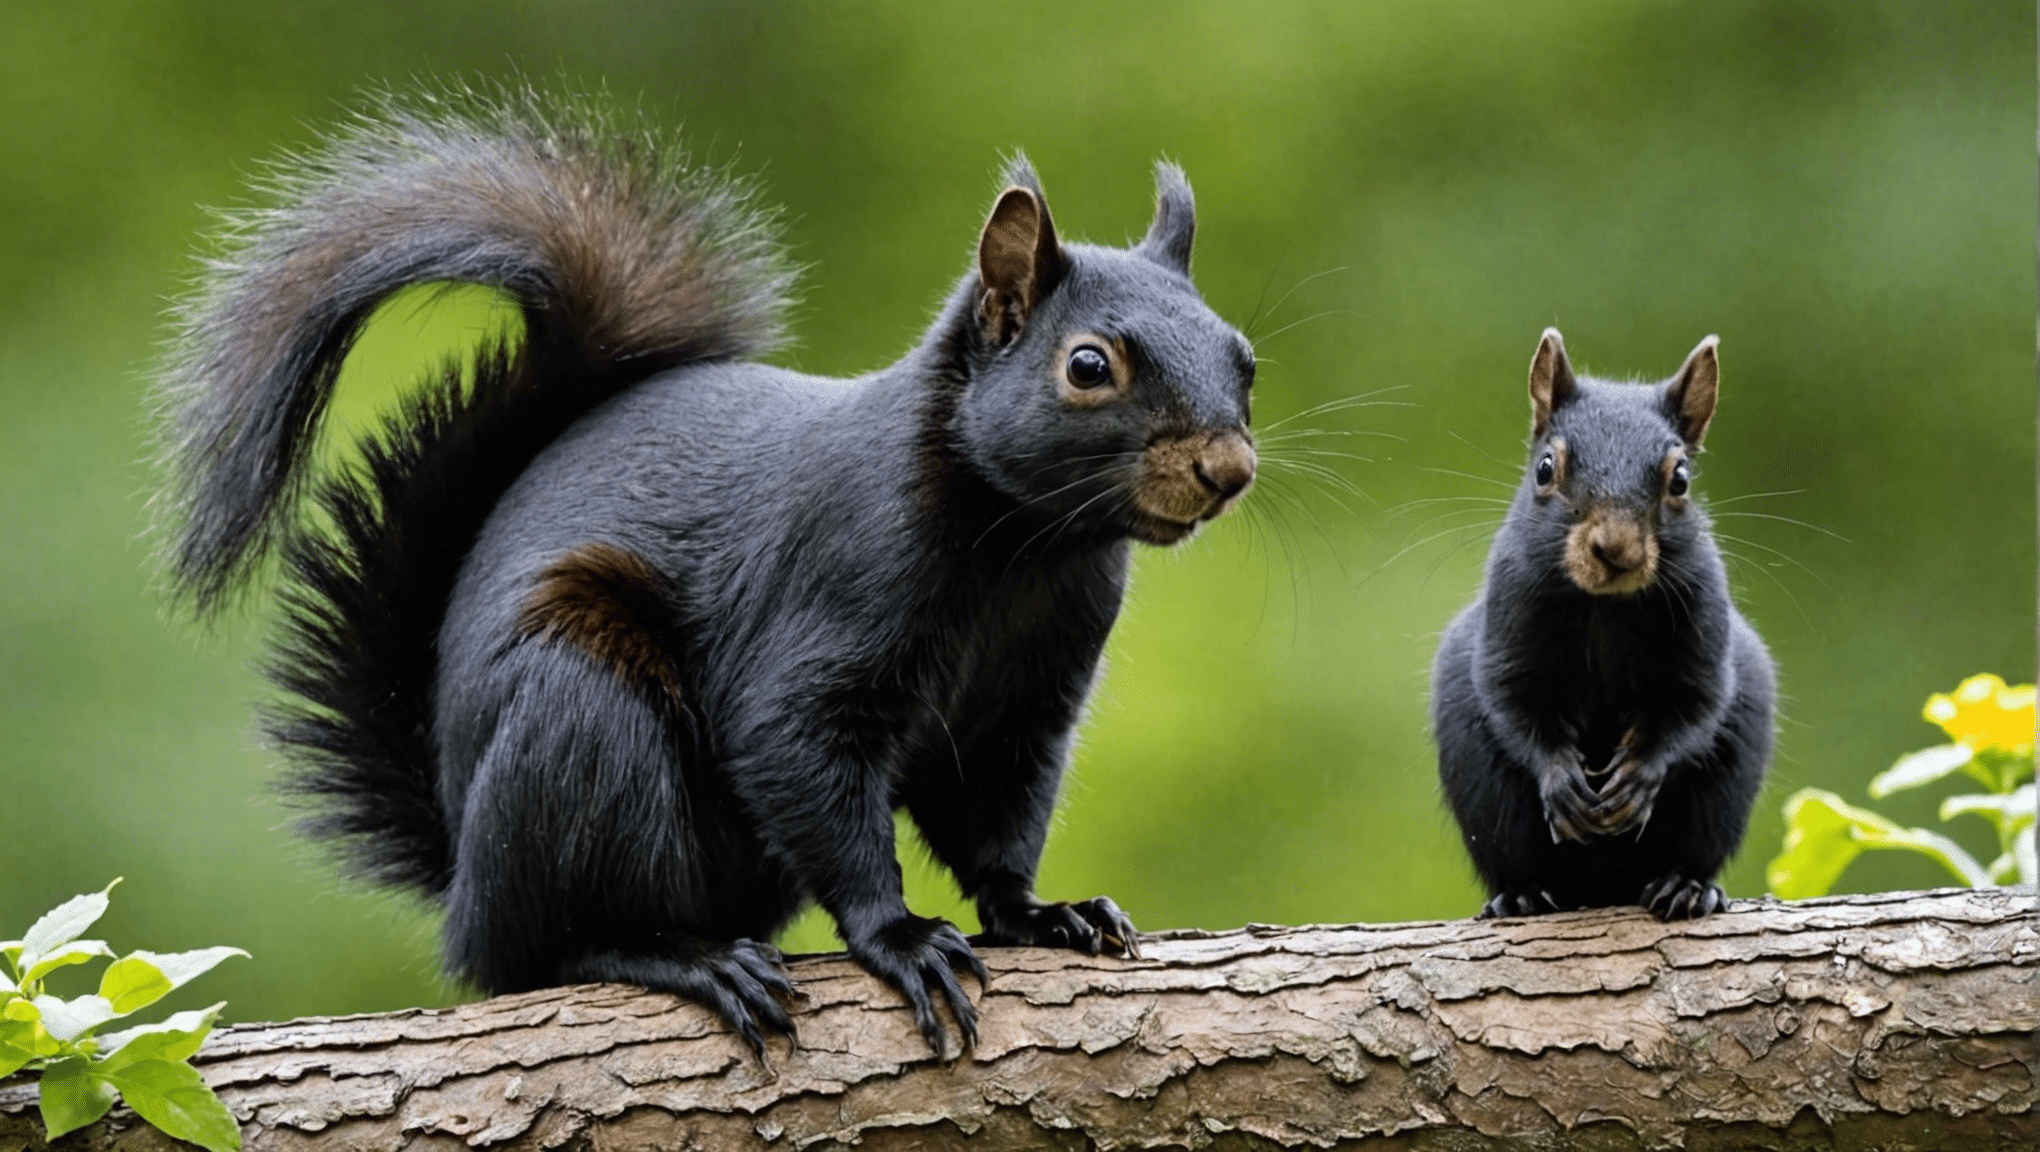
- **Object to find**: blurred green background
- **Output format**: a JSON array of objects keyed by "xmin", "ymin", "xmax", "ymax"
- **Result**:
[{"xmin": 3, "ymin": 0, "xmax": 2032, "ymax": 1024}]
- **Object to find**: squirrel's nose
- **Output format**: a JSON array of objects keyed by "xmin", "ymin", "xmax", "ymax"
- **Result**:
[
  {"xmin": 1192, "ymin": 433, "xmax": 1257, "ymax": 502},
  {"xmin": 1591, "ymin": 530, "xmax": 1644, "ymax": 572}
]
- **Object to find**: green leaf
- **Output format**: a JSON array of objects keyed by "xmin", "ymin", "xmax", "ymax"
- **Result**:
[
  {"xmin": 1984, "ymin": 851, "xmax": 2017, "ymax": 884},
  {"xmin": 123, "ymin": 947, "xmax": 249, "ymax": 999},
  {"xmin": 1768, "ymin": 788, "xmax": 1994, "ymax": 898},
  {"xmin": 0, "ymin": 1015, "xmax": 40, "ymax": 1079},
  {"xmin": 1769, "ymin": 789, "xmax": 1870, "ymax": 898},
  {"xmin": 35, "ymin": 1054, "xmax": 117, "ymax": 1140},
  {"xmin": 23, "ymin": 940, "xmax": 115, "ymax": 986},
  {"xmin": 18, "ymin": 881, "xmax": 120, "ymax": 974},
  {"xmin": 32, "ymin": 994, "xmax": 115, "ymax": 1042},
  {"xmin": 96, "ymin": 1004, "xmax": 222, "ymax": 1068},
  {"xmin": 101, "ymin": 1058, "xmax": 242, "ymax": 1152},
  {"xmin": 4, "ymin": 997, "xmax": 61, "ymax": 1057},
  {"xmin": 1870, "ymin": 743, "xmax": 1973, "ymax": 798},
  {"xmin": 97, "ymin": 956, "xmax": 171, "ymax": 1016}
]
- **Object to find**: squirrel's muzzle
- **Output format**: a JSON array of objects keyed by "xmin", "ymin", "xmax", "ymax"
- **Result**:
[
  {"xmin": 1128, "ymin": 429, "xmax": 1256, "ymax": 545},
  {"xmin": 1564, "ymin": 507, "xmax": 1659, "ymax": 595}
]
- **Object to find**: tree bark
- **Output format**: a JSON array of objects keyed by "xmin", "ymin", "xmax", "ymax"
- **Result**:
[{"xmin": 2, "ymin": 887, "xmax": 2033, "ymax": 1151}]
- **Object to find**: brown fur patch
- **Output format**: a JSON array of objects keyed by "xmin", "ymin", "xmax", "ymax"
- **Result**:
[
  {"xmin": 516, "ymin": 543, "xmax": 685, "ymax": 712},
  {"xmin": 1564, "ymin": 506, "xmax": 1659, "ymax": 595},
  {"xmin": 1131, "ymin": 429, "xmax": 1256, "ymax": 542}
]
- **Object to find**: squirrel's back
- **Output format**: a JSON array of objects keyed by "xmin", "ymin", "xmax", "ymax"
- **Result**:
[{"xmin": 153, "ymin": 85, "xmax": 798, "ymax": 895}]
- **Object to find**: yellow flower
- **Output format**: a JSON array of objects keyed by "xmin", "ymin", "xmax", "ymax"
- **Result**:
[{"xmin": 1924, "ymin": 673, "xmax": 2036, "ymax": 754}]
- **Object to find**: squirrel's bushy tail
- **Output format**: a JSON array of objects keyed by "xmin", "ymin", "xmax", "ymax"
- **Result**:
[{"xmin": 155, "ymin": 85, "xmax": 794, "ymax": 896}]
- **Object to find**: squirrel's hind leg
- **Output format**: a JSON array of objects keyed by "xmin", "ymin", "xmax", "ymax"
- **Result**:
[{"xmin": 440, "ymin": 611, "xmax": 805, "ymax": 1053}]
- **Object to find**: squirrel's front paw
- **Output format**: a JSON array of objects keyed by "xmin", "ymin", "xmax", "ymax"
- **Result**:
[
  {"xmin": 1535, "ymin": 751, "xmax": 1601, "ymax": 843},
  {"xmin": 978, "ymin": 893, "xmax": 1142, "ymax": 959},
  {"xmin": 844, "ymin": 914, "xmax": 988, "ymax": 1059},
  {"xmin": 1592, "ymin": 754, "xmax": 1669, "ymax": 835}
]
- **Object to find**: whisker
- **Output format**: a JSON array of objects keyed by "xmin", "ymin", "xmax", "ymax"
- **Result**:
[
  {"xmin": 1381, "ymin": 493, "xmax": 1509, "ymax": 521},
  {"xmin": 1359, "ymin": 518, "xmax": 1500, "ymax": 589},
  {"xmin": 1254, "ymin": 265, "xmax": 1349, "ymax": 333},
  {"xmin": 1008, "ymin": 480, "xmax": 1127, "ymax": 567},
  {"xmin": 1414, "ymin": 464, "xmax": 1517, "ymax": 492},
  {"xmin": 973, "ymin": 460, "xmax": 1134, "ymax": 549},
  {"xmin": 1255, "ymin": 472, "xmax": 1355, "ymax": 580},
  {"xmin": 1706, "ymin": 509, "xmax": 1850, "ymax": 543},
  {"xmin": 1419, "ymin": 523, "xmax": 1500, "ymax": 590},
  {"xmin": 1705, "ymin": 488, "xmax": 1807, "ymax": 506},
  {"xmin": 1259, "ymin": 455, "xmax": 1371, "ymax": 506},
  {"xmin": 1712, "ymin": 544, "xmax": 1810, "ymax": 624},
  {"xmin": 1257, "ymin": 429, "xmax": 1405, "ymax": 447},
  {"xmin": 1259, "ymin": 386, "xmax": 1413, "ymax": 432},
  {"xmin": 1710, "ymin": 530, "xmax": 1834, "ymax": 593},
  {"xmin": 1246, "ymin": 480, "xmax": 1320, "ymax": 617},
  {"xmin": 1447, "ymin": 430, "xmax": 1522, "ymax": 472},
  {"xmin": 1254, "ymin": 307, "xmax": 1364, "ymax": 346}
]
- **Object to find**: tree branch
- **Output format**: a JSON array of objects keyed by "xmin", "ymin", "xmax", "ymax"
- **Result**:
[{"xmin": 3, "ymin": 887, "xmax": 2034, "ymax": 1150}]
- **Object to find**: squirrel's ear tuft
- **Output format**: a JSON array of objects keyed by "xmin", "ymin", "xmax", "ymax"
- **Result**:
[
  {"xmin": 1136, "ymin": 162, "xmax": 1196, "ymax": 274},
  {"xmin": 1528, "ymin": 327, "xmax": 1577, "ymax": 439},
  {"xmin": 977, "ymin": 179, "xmax": 1066, "ymax": 348},
  {"xmin": 1001, "ymin": 153, "xmax": 1046, "ymax": 198},
  {"xmin": 1665, "ymin": 335, "xmax": 1720, "ymax": 446}
]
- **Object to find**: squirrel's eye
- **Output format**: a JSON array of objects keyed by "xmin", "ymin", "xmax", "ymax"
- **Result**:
[
  {"xmin": 1534, "ymin": 453, "xmax": 1556, "ymax": 487},
  {"xmin": 1066, "ymin": 345, "xmax": 1113, "ymax": 388},
  {"xmin": 1668, "ymin": 461, "xmax": 1690, "ymax": 498}
]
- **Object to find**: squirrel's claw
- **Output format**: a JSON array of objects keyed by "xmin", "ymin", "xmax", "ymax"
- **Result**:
[
  {"xmin": 1590, "ymin": 755, "xmax": 1668, "ymax": 836},
  {"xmin": 1640, "ymin": 873, "xmax": 1727, "ymax": 920},
  {"xmin": 976, "ymin": 892, "xmax": 1142, "ymax": 960},
  {"xmin": 1536, "ymin": 751, "xmax": 1602, "ymax": 844},
  {"xmin": 1477, "ymin": 890, "xmax": 1564, "ymax": 919},
  {"xmin": 848, "ymin": 914, "xmax": 985, "ymax": 1061}
]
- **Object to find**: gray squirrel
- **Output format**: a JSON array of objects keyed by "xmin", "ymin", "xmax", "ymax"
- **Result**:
[
  {"xmin": 155, "ymin": 88, "xmax": 1257, "ymax": 1056},
  {"xmin": 1430, "ymin": 329, "xmax": 1775, "ymax": 920}
]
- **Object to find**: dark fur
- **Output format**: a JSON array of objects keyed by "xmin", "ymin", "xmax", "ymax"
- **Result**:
[
  {"xmin": 156, "ymin": 86, "xmax": 1254, "ymax": 1057},
  {"xmin": 1430, "ymin": 330, "xmax": 1774, "ymax": 921}
]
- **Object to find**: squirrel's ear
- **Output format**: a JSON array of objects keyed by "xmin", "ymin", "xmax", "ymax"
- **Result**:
[
  {"xmin": 1136, "ymin": 162, "xmax": 1196, "ymax": 274},
  {"xmin": 977, "ymin": 182, "xmax": 1066, "ymax": 348},
  {"xmin": 1664, "ymin": 335, "xmax": 1720, "ymax": 446},
  {"xmin": 1528, "ymin": 327, "xmax": 1577, "ymax": 439}
]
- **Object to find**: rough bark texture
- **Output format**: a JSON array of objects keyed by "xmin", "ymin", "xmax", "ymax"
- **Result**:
[{"xmin": 2, "ymin": 888, "xmax": 2034, "ymax": 1151}]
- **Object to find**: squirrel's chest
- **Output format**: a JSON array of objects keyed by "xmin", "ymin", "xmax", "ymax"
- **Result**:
[
  {"xmin": 889, "ymin": 566, "xmax": 1122, "ymax": 757},
  {"xmin": 1531, "ymin": 608, "xmax": 1684, "ymax": 722}
]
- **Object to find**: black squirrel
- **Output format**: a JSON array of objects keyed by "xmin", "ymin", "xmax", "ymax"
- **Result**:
[
  {"xmin": 154, "ymin": 88, "xmax": 1257, "ymax": 1056},
  {"xmin": 1429, "ymin": 329, "xmax": 1774, "ymax": 920}
]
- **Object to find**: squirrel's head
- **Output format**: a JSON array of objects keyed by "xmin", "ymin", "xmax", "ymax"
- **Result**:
[
  {"xmin": 1520, "ymin": 328, "xmax": 1720, "ymax": 597},
  {"xmin": 947, "ymin": 157, "xmax": 1255, "ymax": 548}
]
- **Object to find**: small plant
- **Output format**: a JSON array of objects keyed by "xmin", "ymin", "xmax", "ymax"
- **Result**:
[
  {"xmin": 1, "ymin": 880, "xmax": 246, "ymax": 1151},
  {"xmin": 1769, "ymin": 673, "xmax": 2037, "ymax": 898}
]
